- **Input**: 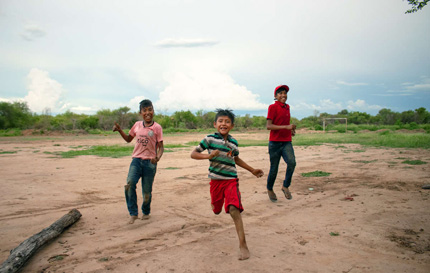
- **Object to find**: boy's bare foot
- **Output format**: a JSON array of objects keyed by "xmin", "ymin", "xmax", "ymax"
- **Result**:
[
  {"xmin": 238, "ymin": 246, "xmax": 250, "ymax": 260},
  {"xmin": 267, "ymin": 190, "xmax": 277, "ymax": 202},
  {"xmin": 141, "ymin": 214, "xmax": 150, "ymax": 220},
  {"xmin": 128, "ymin": 216, "xmax": 138, "ymax": 224}
]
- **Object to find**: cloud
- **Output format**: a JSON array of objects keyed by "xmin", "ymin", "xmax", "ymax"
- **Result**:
[
  {"xmin": 155, "ymin": 38, "xmax": 219, "ymax": 48},
  {"xmin": 24, "ymin": 68, "xmax": 67, "ymax": 113},
  {"xmin": 69, "ymin": 106, "xmax": 97, "ymax": 114},
  {"xmin": 336, "ymin": 80, "xmax": 368, "ymax": 86},
  {"xmin": 128, "ymin": 96, "xmax": 147, "ymax": 112},
  {"xmin": 403, "ymin": 77, "xmax": 430, "ymax": 91},
  {"xmin": 347, "ymin": 99, "xmax": 382, "ymax": 111},
  {"xmin": 153, "ymin": 70, "xmax": 267, "ymax": 113},
  {"xmin": 20, "ymin": 24, "xmax": 46, "ymax": 41},
  {"xmin": 293, "ymin": 99, "xmax": 382, "ymax": 112}
]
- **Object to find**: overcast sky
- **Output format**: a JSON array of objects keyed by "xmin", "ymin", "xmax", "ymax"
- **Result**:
[{"xmin": 1, "ymin": 0, "xmax": 429, "ymax": 119}]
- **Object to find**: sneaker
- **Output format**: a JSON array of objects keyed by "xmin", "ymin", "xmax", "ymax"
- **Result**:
[
  {"xmin": 267, "ymin": 190, "xmax": 277, "ymax": 202},
  {"xmin": 282, "ymin": 186, "xmax": 292, "ymax": 200}
]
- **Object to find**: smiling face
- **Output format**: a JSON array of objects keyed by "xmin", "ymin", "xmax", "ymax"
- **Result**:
[
  {"xmin": 275, "ymin": 90, "xmax": 288, "ymax": 104},
  {"xmin": 140, "ymin": 106, "xmax": 154, "ymax": 125},
  {"xmin": 214, "ymin": 115, "xmax": 234, "ymax": 137}
]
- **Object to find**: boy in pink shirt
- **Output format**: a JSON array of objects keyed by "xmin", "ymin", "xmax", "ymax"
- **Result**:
[{"xmin": 113, "ymin": 99, "xmax": 164, "ymax": 224}]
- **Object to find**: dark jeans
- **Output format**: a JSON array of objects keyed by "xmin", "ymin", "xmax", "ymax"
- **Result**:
[
  {"xmin": 267, "ymin": 141, "xmax": 296, "ymax": 190},
  {"xmin": 125, "ymin": 158, "xmax": 157, "ymax": 216}
]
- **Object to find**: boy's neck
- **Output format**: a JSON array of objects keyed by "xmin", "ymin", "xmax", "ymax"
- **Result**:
[
  {"xmin": 217, "ymin": 132, "xmax": 229, "ymax": 140},
  {"xmin": 143, "ymin": 120, "xmax": 154, "ymax": 127}
]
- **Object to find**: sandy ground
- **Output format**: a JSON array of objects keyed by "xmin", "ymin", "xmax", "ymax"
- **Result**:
[{"xmin": 0, "ymin": 130, "xmax": 429, "ymax": 273}]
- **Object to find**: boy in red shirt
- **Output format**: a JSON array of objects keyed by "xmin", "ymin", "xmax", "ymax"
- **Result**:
[
  {"xmin": 113, "ymin": 99, "xmax": 164, "ymax": 224},
  {"xmin": 266, "ymin": 85, "xmax": 296, "ymax": 202}
]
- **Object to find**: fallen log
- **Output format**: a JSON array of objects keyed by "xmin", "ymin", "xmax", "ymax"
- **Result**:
[{"xmin": 0, "ymin": 209, "xmax": 82, "ymax": 273}]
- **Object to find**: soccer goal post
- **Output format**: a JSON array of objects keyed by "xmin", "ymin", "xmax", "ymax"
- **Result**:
[{"xmin": 323, "ymin": 118, "xmax": 347, "ymax": 133}]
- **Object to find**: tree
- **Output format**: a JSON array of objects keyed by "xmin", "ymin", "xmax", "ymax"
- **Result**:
[
  {"xmin": 0, "ymin": 101, "xmax": 33, "ymax": 129},
  {"xmin": 405, "ymin": 0, "xmax": 429, "ymax": 13}
]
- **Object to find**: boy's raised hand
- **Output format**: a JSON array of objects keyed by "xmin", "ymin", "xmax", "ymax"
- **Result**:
[
  {"xmin": 251, "ymin": 169, "xmax": 264, "ymax": 178},
  {"xmin": 113, "ymin": 122, "xmax": 121, "ymax": 132}
]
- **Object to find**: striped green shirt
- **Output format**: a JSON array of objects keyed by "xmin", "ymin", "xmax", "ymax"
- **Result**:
[{"xmin": 195, "ymin": 133, "xmax": 239, "ymax": 180}]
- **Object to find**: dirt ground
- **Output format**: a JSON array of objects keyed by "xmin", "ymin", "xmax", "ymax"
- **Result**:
[{"xmin": 0, "ymin": 130, "xmax": 429, "ymax": 273}]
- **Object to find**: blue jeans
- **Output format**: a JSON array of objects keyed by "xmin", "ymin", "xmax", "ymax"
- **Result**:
[
  {"xmin": 125, "ymin": 158, "xmax": 157, "ymax": 216},
  {"xmin": 267, "ymin": 141, "xmax": 296, "ymax": 190}
]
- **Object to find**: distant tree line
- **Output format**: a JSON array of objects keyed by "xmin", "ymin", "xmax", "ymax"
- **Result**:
[{"xmin": 0, "ymin": 101, "xmax": 429, "ymax": 133}]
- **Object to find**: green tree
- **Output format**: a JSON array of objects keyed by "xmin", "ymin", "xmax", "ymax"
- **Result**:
[
  {"xmin": 405, "ymin": 0, "xmax": 429, "ymax": 13},
  {"xmin": 97, "ymin": 109, "xmax": 116, "ymax": 130},
  {"xmin": 376, "ymin": 108, "xmax": 399, "ymax": 125},
  {"xmin": 172, "ymin": 110, "xmax": 197, "ymax": 129},
  {"xmin": 0, "ymin": 101, "xmax": 33, "ymax": 129}
]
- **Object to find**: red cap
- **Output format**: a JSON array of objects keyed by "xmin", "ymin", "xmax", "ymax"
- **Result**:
[{"xmin": 274, "ymin": 85, "xmax": 289, "ymax": 97}]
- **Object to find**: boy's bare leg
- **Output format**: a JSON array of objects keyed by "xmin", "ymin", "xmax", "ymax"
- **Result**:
[
  {"xmin": 229, "ymin": 205, "xmax": 250, "ymax": 260},
  {"xmin": 128, "ymin": 215, "xmax": 138, "ymax": 224}
]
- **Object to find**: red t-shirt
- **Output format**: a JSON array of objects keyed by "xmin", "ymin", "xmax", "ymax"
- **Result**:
[{"xmin": 267, "ymin": 101, "xmax": 292, "ymax": 142}]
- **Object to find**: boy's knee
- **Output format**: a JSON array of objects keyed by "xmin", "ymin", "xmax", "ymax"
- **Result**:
[
  {"xmin": 143, "ymin": 193, "xmax": 151, "ymax": 204},
  {"xmin": 288, "ymin": 159, "xmax": 296, "ymax": 168},
  {"xmin": 228, "ymin": 205, "xmax": 239, "ymax": 214}
]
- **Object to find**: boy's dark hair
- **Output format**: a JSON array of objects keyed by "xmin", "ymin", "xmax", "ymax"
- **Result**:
[
  {"xmin": 215, "ymin": 109, "xmax": 235, "ymax": 124},
  {"xmin": 139, "ymin": 99, "xmax": 153, "ymax": 112}
]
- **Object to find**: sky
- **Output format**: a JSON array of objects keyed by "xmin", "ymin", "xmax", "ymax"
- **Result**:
[{"xmin": 0, "ymin": 0, "xmax": 429, "ymax": 119}]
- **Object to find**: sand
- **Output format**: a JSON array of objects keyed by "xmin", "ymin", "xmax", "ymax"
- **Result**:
[{"xmin": 0, "ymin": 130, "xmax": 429, "ymax": 272}]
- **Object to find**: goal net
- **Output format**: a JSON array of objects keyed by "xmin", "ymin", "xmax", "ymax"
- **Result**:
[{"xmin": 322, "ymin": 118, "xmax": 348, "ymax": 133}]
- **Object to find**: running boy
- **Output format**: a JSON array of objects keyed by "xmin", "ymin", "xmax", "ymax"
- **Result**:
[
  {"xmin": 113, "ymin": 99, "xmax": 164, "ymax": 224},
  {"xmin": 191, "ymin": 109, "xmax": 264, "ymax": 260},
  {"xmin": 266, "ymin": 85, "xmax": 297, "ymax": 202}
]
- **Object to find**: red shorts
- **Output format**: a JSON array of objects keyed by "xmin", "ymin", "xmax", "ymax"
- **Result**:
[{"xmin": 210, "ymin": 178, "xmax": 243, "ymax": 214}]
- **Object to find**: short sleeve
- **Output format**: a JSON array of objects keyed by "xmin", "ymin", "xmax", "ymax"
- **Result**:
[
  {"xmin": 129, "ymin": 122, "xmax": 138, "ymax": 137},
  {"xmin": 195, "ymin": 137, "xmax": 209, "ymax": 153},
  {"xmin": 267, "ymin": 104, "xmax": 275, "ymax": 120},
  {"xmin": 155, "ymin": 124, "xmax": 163, "ymax": 142}
]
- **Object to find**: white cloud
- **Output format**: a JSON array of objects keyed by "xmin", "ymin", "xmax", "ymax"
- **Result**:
[
  {"xmin": 128, "ymin": 96, "xmax": 147, "ymax": 112},
  {"xmin": 155, "ymin": 38, "xmax": 219, "ymax": 48},
  {"xmin": 20, "ymin": 24, "xmax": 46, "ymax": 41},
  {"xmin": 293, "ymin": 99, "xmax": 382, "ymax": 112},
  {"xmin": 69, "ymin": 106, "xmax": 97, "ymax": 114},
  {"xmin": 24, "ymin": 68, "xmax": 67, "ymax": 113},
  {"xmin": 336, "ymin": 80, "xmax": 368, "ymax": 87},
  {"xmin": 293, "ymin": 99, "xmax": 342, "ymax": 111},
  {"xmin": 154, "ymin": 70, "xmax": 267, "ymax": 113},
  {"xmin": 347, "ymin": 99, "xmax": 382, "ymax": 110}
]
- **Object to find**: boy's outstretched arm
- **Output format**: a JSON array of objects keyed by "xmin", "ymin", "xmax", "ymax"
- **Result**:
[
  {"xmin": 191, "ymin": 149, "xmax": 220, "ymax": 160},
  {"xmin": 234, "ymin": 156, "xmax": 264, "ymax": 178},
  {"xmin": 113, "ymin": 122, "xmax": 134, "ymax": 143}
]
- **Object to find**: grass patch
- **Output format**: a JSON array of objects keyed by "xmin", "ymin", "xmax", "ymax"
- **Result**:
[
  {"xmin": 352, "ymin": 160, "xmax": 377, "ymax": 164},
  {"xmin": 301, "ymin": 171, "xmax": 332, "ymax": 177},
  {"xmin": 402, "ymin": 160, "xmax": 427, "ymax": 165},
  {"xmin": 165, "ymin": 167, "xmax": 180, "ymax": 170},
  {"xmin": 0, "ymin": 150, "xmax": 17, "ymax": 154},
  {"xmin": 0, "ymin": 129, "xmax": 22, "ymax": 137},
  {"xmin": 59, "ymin": 145, "xmax": 133, "ymax": 158},
  {"xmin": 293, "ymin": 132, "xmax": 430, "ymax": 149}
]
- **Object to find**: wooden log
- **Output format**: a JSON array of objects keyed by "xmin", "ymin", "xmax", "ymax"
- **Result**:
[{"xmin": 0, "ymin": 209, "xmax": 82, "ymax": 273}]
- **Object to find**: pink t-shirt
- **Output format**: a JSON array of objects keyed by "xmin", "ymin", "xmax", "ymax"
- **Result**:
[{"xmin": 129, "ymin": 121, "xmax": 163, "ymax": 159}]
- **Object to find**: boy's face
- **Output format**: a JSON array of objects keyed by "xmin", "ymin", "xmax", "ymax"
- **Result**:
[
  {"xmin": 214, "ymin": 115, "xmax": 234, "ymax": 136},
  {"xmin": 140, "ymin": 106, "xmax": 154, "ymax": 123},
  {"xmin": 275, "ymin": 90, "xmax": 288, "ymax": 104}
]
